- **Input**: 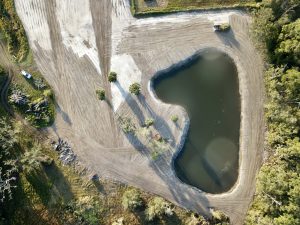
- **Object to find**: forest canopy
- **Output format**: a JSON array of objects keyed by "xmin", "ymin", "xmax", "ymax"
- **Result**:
[{"xmin": 246, "ymin": 0, "xmax": 300, "ymax": 224}]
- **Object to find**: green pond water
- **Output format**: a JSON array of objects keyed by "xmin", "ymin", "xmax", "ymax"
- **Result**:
[{"xmin": 153, "ymin": 50, "xmax": 240, "ymax": 193}]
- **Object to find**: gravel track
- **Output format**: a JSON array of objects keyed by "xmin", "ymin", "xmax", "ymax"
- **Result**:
[{"xmin": 15, "ymin": 1, "xmax": 264, "ymax": 224}]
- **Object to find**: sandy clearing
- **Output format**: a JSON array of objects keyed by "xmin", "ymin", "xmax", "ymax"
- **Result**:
[
  {"xmin": 110, "ymin": 54, "xmax": 142, "ymax": 111},
  {"xmin": 15, "ymin": 0, "xmax": 52, "ymax": 51},
  {"xmin": 55, "ymin": 0, "xmax": 101, "ymax": 74},
  {"xmin": 15, "ymin": 1, "xmax": 264, "ymax": 224}
]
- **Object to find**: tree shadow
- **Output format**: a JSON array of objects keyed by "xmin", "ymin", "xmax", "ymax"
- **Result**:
[
  {"xmin": 215, "ymin": 29, "xmax": 240, "ymax": 49},
  {"xmin": 133, "ymin": 210, "xmax": 185, "ymax": 225},
  {"xmin": 26, "ymin": 170, "xmax": 52, "ymax": 206},
  {"xmin": 144, "ymin": 0, "xmax": 158, "ymax": 8},
  {"xmin": 115, "ymin": 81, "xmax": 176, "ymax": 148},
  {"xmin": 92, "ymin": 179, "xmax": 106, "ymax": 194},
  {"xmin": 138, "ymin": 94, "xmax": 176, "ymax": 148},
  {"xmin": 56, "ymin": 103, "xmax": 72, "ymax": 125},
  {"xmin": 44, "ymin": 163, "xmax": 74, "ymax": 204},
  {"xmin": 0, "ymin": 178, "xmax": 54, "ymax": 225},
  {"xmin": 115, "ymin": 81, "xmax": 145, "ymax": 125},
  {"xmin": 163, "ymin": 212, "xmax": 185, "ymax": 225},
  {"xmin": 113, "ymin": 59, "xmax": 211, "ymax": 219}
]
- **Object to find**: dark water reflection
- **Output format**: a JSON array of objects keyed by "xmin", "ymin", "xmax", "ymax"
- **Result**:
[{"xmin": 153, "ymin": 50, "xmax": 240, "ymax": 193}]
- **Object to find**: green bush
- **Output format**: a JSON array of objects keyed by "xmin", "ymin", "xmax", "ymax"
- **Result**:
[
  {"xmin": 118, "ymin": 116, "xmax": 136, "ymax": 134},
  {"xmin": 145, "ymin": 118, "xmax": 154, "ymax": 128},
  {"xmin": 145, "ymin": 197, "xmax": 173, "ymax": 221},
  {"xmin": 96, "ymin": 89, "xmax": 105, "ymax": 100},
  {"xmin": 122, "ymin": 189, "xmax": 143, "ymax": 211},
  {"xmin": 129, "ymin": 83, "xmax": 141, "ymax": 95},
  {"xmin": 43, "ymin": 89, "xmax": 53, "ymax": 99},
  {"xmin": 187, "ymin": 213, "xmax": 209, "ymax": 225},
  {"xmin": 211, "ymin": 209, "xmax": 230, "ymax": 224},
  {"xmin": 67, "ymin": 197, "xmax": 101, "ymax": 225},
  {"xmin": 171, "ymin": 115, "xmax": 178, "ymax": 123},
  {"xmin": 220, "ymin": 23, "xmax": 230, "ymax": 31},
  {"xmin": 108, "ymin": 71, "xmax": 117, "ymax": 82}
]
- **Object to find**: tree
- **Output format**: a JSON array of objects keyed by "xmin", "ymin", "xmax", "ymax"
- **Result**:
[
  {"xmin": 0, "ymin": 167, "xmax": 16, "ymax": 202},
  {"xmin": 187, "ymin": 213, "xmax": 209, "ymax": 225},
  {"xmin": 275, "ymin": 19, "xmax": 300, "ymax": 64},
  {"xmin": 145, "ymin": 197, "xmax": 173, "ymax": 221},
  {"xmin": 211, "ymin": 209, "xmax": 230, "ymax": 224},
  {"xmin": 20, "ymin": 142, "xmax": 51, "ymax": 172},
  {"xmin": 252, "ymin": 7, "xmax": 279, "ymax": 52},
  {"xmin": 129, "ymin": 83, "xmax": 141, "ymax": 95},
  {"xmin": 0, "ymin": 119, "xmax": 18, "ymax": 201},
  {"xmin": 246, "ymin": 139, "xmax": 300, "ymax": 224},
  {"xmin": 108, "ymin": 71, "xmax": 117, "ymax": 82},
  {"xmin": 263, "ymin": 67, "xmax": 299, "ymax": 147},
  {"xmin": 122, "ymin": 189, "xmax": 143, "ymax": 211},
  {"xmin": 0, "ymin": 119, "xmax": 17, "ymax": 151},
  {"xmin": 96, "ymin": 89, "xmax": 105, "ymax": 100},
  {"xmin": 171, "ymin": 115, "xmax": 178, "ymax": 123},
  {"xmin": 281, "ymin": 69, "xmax": 300, "ymax": 101}
]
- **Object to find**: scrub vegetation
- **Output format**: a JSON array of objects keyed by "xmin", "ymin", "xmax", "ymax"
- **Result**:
[
  {"xmin": 0, "ymin": 111, "xmax": 233, "ymax": 225},
  {"xmin": 171, "ymin": 115, "xmax": 179, "ymax": 123},
  {"xmin": 96, "ymin": 88, "xmax": 106, "ymax": 101},
  {"xmin": 129, "ymin": 82, "xmax": 141, "ymax": 95},
  {"xmin": 0, "ymin": 0, "xmax": 29, "ymax": 62},
  {"xmin": 108, "ymin": 71, "xmax": 117, "ymax": 83},
  {"xmin": 1, "ymin": 116, "xmax": 236, "ymax": 225},
  {"xmin": 132, "ymin": 0, "xmax": 257, "ymax": 15},
  {"xmin": 8, "ymin": 70, "xmax": 55, "ymax": 128},
  {"xmin": 246, "ymin": 0, "xmax": 300, "ymax": 224}
]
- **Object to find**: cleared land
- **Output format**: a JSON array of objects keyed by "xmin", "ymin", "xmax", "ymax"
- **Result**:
[{"xmin": 15, "ymin": 0, "xmax": 264, "ymax": 224}]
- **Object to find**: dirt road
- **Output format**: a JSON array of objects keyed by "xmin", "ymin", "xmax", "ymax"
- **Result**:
[{"xmin": 15, "ymin": 0, "xmax": 264, "ymax": 224}]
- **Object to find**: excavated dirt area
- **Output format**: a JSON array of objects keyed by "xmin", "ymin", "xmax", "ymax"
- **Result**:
[{"xmin": 15, "ymin": 0, "xmax": 264, "ymax": 224}]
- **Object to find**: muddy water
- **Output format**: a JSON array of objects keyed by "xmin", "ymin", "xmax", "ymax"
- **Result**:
[{"xmin": 153, "ymin": 50, "xmax": 240, "ymax": 193}]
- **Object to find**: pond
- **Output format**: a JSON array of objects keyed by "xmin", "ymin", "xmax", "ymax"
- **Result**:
[{"xmin": 153, "ymin": 50, "xmax": 240, "ymax": 193}]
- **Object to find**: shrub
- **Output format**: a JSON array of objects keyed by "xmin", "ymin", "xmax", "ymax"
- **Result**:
[
  {"xmin": 145, "ymin": 197, "xmax": 173, "ymax": 221},
  {"xmin": 9, "ymin": 89, "xmax": 28, "ymax": 105},
  {"xmin": 220, "ymin": 23, "xmax": 230, "ymax": 31},
  {"xmin": 171, "ymin": 115, "xmax": 178, "ymax": 123},
  {"xmin": 187, "ymin": 213, "xmax": 209, "ymax": 225},
  {"xmin": 145, "ymin": 118, "xmax": 154, "ymax": 128},
  {"xmin": 108, "ymin": 71, "xmax": 117, "ymax": 82},
  {"xmin": 118, "ymin": 117, "xmax": 136, "ymax": 134},
  {"xmin": 211, "ymin": 209, "xmax": 230, "ymax": 224},
  {"xmin": 129, "ymin": 83, "xmax": 141, "ymax": 95},
  {"xmin": 43, "ymin": 89, "xmax": 53, "ymax": 99},
  {"xmin": 96, "ymin": 89, "xmax": 105, "ymax": 100},
  {"xmin": 34, "ymin": 78, "xmax": 47, "ymax": 90},
  {"xmin": 122, "ymin": 189, "xmax": 143, "ymax": 211},
  {"xmin": 67, "ymin": 197, "xmax": 101, "ymax": 225}
]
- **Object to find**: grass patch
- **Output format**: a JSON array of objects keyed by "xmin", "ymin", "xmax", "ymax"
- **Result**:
[{"xmin": 132, "ymin": 0, "xmax": 258, "ymax": 15}]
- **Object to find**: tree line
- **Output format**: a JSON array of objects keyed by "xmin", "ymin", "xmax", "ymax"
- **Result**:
[
  {"xmin": 0, "ymin": 0, "xmax": 29, "ymax": 62},
  {"xmin": 246, "ymin": 0, "xmax": 300, "ymax": 224}
]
